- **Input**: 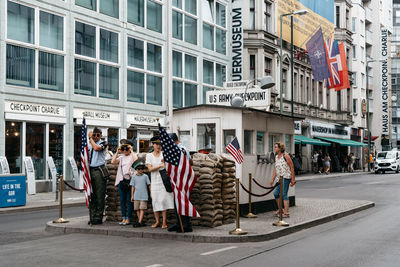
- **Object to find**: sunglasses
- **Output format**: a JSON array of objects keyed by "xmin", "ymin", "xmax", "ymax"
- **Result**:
[
  {"xmin": 93, "ymin": 133, "xmax": 101, "ymax": 137},
  {"xmin": 121, "ymin": 145, "xmax": 130, "ymax": 151},
  {"xmin": 136, "ymin": 167, "xmax": 145, "ymax": 170}
]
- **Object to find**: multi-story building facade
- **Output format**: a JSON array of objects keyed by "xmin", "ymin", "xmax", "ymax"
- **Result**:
[
  {"xmin": 391, "ymin": 0, "xmax": 400, "ymax": 150},
  {"xmin": 0, "ymin": 0, "xmax": 231, "ymax": 191}
]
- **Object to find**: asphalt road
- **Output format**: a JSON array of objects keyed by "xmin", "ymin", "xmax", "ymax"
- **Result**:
[{"xmin": 1, "ymin": 172, "xmax": 400, "ymax": 267}]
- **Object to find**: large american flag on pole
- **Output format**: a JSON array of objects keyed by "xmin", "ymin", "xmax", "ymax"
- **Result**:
[
  {"xmin": 81, "ymin": 118, "xmax": 91, "ymax": 206},
  {"xmin": 158, "ymin": 124, "xmax": 200, "ymax": 217},
  {"xmin": 225, "ymin": 137, "xmax": 243, "ymax": 164}
]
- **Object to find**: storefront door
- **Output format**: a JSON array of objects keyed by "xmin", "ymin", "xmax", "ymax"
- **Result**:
[{"xmin": 26, "ymin": 123, "xmax": 46, "ymax": 180}]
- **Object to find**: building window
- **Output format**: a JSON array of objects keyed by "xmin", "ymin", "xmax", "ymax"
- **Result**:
[
  {"xmin": 173, "ymin": 11, "xmax": 183, "ymax": 40},
  {"xmin": 250, "ymin": 55, "xmax": 256, "ymax": 80},
  {"xmin": 268, "ymin": 134, "xmax": 281, "ymax": 152},
  {"xmin": 185, "ymin": 16, "xmax": 197, "ymax": 44},
  {"xmin": 352, "ymin": 72, "xmax": 357, "ymax": 87},
  {"xmin": 179, "ymin": 130, "xmax": 191, "ymax": 149},
  {"xmin": 173, "ymin": 81, "xmax": 183, "ymax": 108},
  {"xmin": 40, "ymin": 11, "xmax": 63, "ymax": 50},
  {"xmin": 197, "ymin": 123, "xmax": 216, "ymax": 152},
  {"xmin": 173, "ymin": 51, "xmax": 183, "ymax": 78},
  {"xmin": 202, "ymin": 60, "xmax": 226, "ymax": 103},
  {"xmin": 5, "ymin": 121, "xmax": 22, "ymax": 173},
  {"xmin": 76, "ymin": 0, "xmax": 119, "ymax": 18},
  {"xmin": 203, "ymin": 60, "xmax": 214, "ymax": 85},
  {"xmin": 285, "ymin": 134, "xmax": 292, "ymax": 154},
  {"xmin": 202, "ymin": 0, "xmax": 226, "ymax": 54},
  {"xmin": 185, "ymin": 83, "xmax": 197, "ymax": 107},
  {"xmin": 351, "ymin": 17, "xmax": 356, "ymax": 32},
  {"xmin": 173, "ymin": 0, "xmax": 198, "ymax": 45},
  {"xmin": 282, "ymin": 69, "xmax": 287, "ymax": 97},
  {"xmin": 335, "ymin": 6, "xmax": 340, "ymax": 28},
  {"xmin": 147, "ymin": 0, "xmax": 162, "ymax": 33},
  {"xmin": 257, "ymin": 132, "xmax": 265, "ymax": 155},
  {"xmin": 128, "ymin": 0, "xmax": 144, "ymax": 26},
  {"xmin": 265, "ymin": 1, "xmax": 272, "ymax": 32},
  {"xmin": 352, "ymin": 45, "xmax": 356, "ymax": 59},
  {"xmin": 75, "ymin": 22, "xmax": 120, "ymax": 99},
  {"xmin": 7, "ymin": 1, "xmax": 34, "ymax": 44},
  {"xmin": 127, "ymin": 37, "xmax": 163, "ymax": 105},
  {"xmin": 185, "ymin": 54, "xmax": 197, "ymax": 81},
  {"xmin": 38, "ymin": 52, "xmax": 64, "ymax": 92},
  {"xmin": 223, "ymin": 130, "xmax": 236, "ymax": 150},
  {"xmin": 250, "ymin": 0, "xmax": 255, "ymax": 30},
  {"xmin": 173, "ymin": 51, "xmax": 198, "ymax": 107},
  {"xmin": 185, "ymin": 0, "xmax": 196, "ymax": 15},
  {"xmin": 265, "ymin": 57, "xmax": 272, "ymax": 76},
  {"xmin": 216, "ymin": 63, "xmax": 226, "ymax": 87},
  {"xmin": 244, "ymin": 130, "xmax": 253, "ymax": 154},
  {"xmin": 6, "ymin": 45, "xmax": 35, "ymax": 88}
]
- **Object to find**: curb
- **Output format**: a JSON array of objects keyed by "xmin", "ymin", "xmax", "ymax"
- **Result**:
[
  {"xmin": 0, "ymin": 202, "xmax": 85, "ymax": 215},
  {"xmin": 45, "ymin": 201, "xmax": 374, "ymax": 243},
  {"xmin": 297, "ymin": 171, "xmax": 368, "ymax": 182}
]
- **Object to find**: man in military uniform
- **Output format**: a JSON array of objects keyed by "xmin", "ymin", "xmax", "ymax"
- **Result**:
[
  {"xmin": 88, "ymin": 128, "xmax": 109, "ymax": 225},
  {"xmin": 168, "ymin": 133, "xmax": 193, "ymax": 233}
]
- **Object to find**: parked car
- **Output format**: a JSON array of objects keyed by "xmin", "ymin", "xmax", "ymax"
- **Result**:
[{"xmin": 374, "ymin": 151, "xmax": 400, "ymax": 174}]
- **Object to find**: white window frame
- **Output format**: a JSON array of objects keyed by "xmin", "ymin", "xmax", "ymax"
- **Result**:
[
  {"xmin": 202, "ymin": 58, "xmax": 227, "ymax": 103},
  {"xmin": 172, "ymin": 0, "xmax": 199, "ymax": 44},
  {"xmin": 201, "ymin": 0, "xmax": 227, "ymax": 54},
  {"xmin": 75, "ymin": 0, "xmax": 121, "ymax": 19},
  {"xmin": 5, "ymin": 1, "xmax": 66, "ymax": 93},
  {"xmin": 126, "ymin": 0, "xmax": 164, "ymax": 33}
]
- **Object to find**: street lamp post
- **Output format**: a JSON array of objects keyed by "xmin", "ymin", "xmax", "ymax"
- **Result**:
[{"xmin": 279, "ymin": 10, "xmax": 308, "ymax": 115}]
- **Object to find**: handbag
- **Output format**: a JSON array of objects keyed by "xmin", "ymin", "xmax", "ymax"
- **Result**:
[
  {"xmin": 119, "ymin": 163, "xmax": 131, "ymax": 192},
  {"xmin": 159, "ymin": 168, "xmax": 173, "ymax": 193}
]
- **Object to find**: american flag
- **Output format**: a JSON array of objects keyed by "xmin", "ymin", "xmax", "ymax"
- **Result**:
[
  {"xmin": 325, "ymin": 35, "xmax": 342, "ymax": 89},
  {"xmin": 81, "ymin": 118, "xmax": 91, "ymax": 206},
  {"xmin": 159, "ymin": 124, "xmax": 200, "ymax": 217},
  {"xmin": 225, "ymin": 137, "xmax": 243, "ymax": 164}
]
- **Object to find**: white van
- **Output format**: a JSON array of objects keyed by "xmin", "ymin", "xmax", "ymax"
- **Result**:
[{"xmin": 374, "ymin": 151, "xmax": 400, "ymax": 174}]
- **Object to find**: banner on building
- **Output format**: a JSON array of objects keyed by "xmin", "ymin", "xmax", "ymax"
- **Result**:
[
  {"xmin": 381, "ymin": 28, "xmax": 390, "ymax": 135},
  {"xmin": 231, "ymin": 0, "xmax": 243, "ymax": 81},
  {"xmin": 277, "ymin": 0, "xmax": 334, "ymax": 49},
  {"xmin": 206, "ymin": 88, "xmax": 270, "ymax": 108}
]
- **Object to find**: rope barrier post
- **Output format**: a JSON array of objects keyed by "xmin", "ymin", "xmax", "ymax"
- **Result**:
[
  {"xmin": 53, "ymin": 175, "xmax": 69, "ymax": 223},
  {"xmin": 273, "ymin": 176, "xmax": 289, "ymax": 227},
  {"xmin": 229, "ymin": 178, "xmax": 247, "ymax": 235},
  {"xmin": 244, "ymin": 173, "xmax": 257, "ymax": 218}
]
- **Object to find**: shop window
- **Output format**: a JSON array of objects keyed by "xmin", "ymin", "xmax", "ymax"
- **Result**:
[
  {"xmin": 257, "ymin": 132, "xmax": 265, "ymax": 155},
  {"xmin": 5, "ymin": 121, "xmax": 22, "ymax": 173},
  {"xmin": 75, "ymin": 22, "xmax": 96, "ymax": 58},
  {"xmin": 38, "ymin": 52, "xmax": 64, "ymax": 92},
  {"xmin": 6, "ymin": 44, "xmax": 35, "ymax": 88},
  {"xmin": 147, "ymin": 0, "xmax": 162, "ymax": 33},
  {"xmin": 269, "ymin": 134, "xmax": 281, "ymax": 152},
  {"xmin": 244, "ymin": 130, "xmax": 253, "ymax": 154},
  {"xmin": 127, "ymin": 70, "xmax": 145, "ymax": 103},
  {"xmin": 49, "ymin": 125, "xmax": 64, "ymax": 173},
  {"xmin": 100, "ymin": 0, "xmax": 119, "ymax": 18},
  {"xmin": 197, "ymin": 123, "xmax": 216, "ymax": 152},
  {"xmin": 127, "ymin": 0, "xmax": 144, "ymax": 26},
  {"xmin": 100, "ymin": 29, "xmax": 118, "ymax": 63},
  {"xmin": 128, "ymin": 37, "xmax": 144, "ymax": 69},
  {"xmin": 127, "ymin": 129, "xmax": 138, "ymax": 152},
  {"xmin": 99, "ymin": 64, "xmax": 119, "ymax": 100},
  {"xmin": 146, "ymin": 74, "xmax": 162, "ymax": 105},
  {"xmin": 223, "ymin": 130, "xmax": 235, "ymax": 150},
  {"xmin": 40, "ymin": 11, "xmax": 63, "ymax": 50},
  {"xmin": 179, "ymin": 131, "xmax": 191, "ymax": 150},
  {"xmin": 173, "ymin": 11, "xmax": 183, "ymax": 40},
  {"xmin": 26, "ymin": 123, "xmax": 46, "ymax": 180},
  {"xmin": 147, "ymin": 43, "xmax": 162, "ymax": 73},
  {"xmin": 108, "ymin": 128, "xmax": 119, "ymax": 153},
  {"xmin": 7, "ymin": 1, "xmax": 34, "ymax": 44},
  {"xmin": 74, "ymin": 59, "xmax": 97, "ymax": 96}
]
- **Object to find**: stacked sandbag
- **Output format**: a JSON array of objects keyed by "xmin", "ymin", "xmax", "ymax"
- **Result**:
[
  {"xmin": 221, "ymin": 155, "xmax": 236, "ymax": 224},
  {"xmin": 105, "ymin": 162, "xmax": 121, "ymax": 222}
]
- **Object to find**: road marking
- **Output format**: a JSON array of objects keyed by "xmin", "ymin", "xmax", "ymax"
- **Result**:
[
  {"xmin": 201, "ymin": 246, "xmax": 238, "ymax": 256},
  {"xmin": 145, "ymin": 264, "xmax": 163, "ymax": 267},
  {"xmin": 365, "ymin": 181, "xmax": 384, "ymax": 185}
]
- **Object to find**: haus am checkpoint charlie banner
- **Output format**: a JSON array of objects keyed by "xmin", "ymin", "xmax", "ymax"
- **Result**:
[{"xmin": 277, "ymin": 0, "xmax": 335, "ymax": 49}]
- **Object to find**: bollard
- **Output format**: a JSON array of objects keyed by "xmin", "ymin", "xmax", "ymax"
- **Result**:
[
  {"xmin": 244, "ymin": 173, "xmax": 257, "ymax": 218},
  {"xmin": 229, "ymin": 178, "xmax": 247, "ymax": 235},
  {"xmin": 273, "ymin": 176, "xmax": 289, "ymax": 227},
  {"xmin": 53, "ymin": 175, "xmax": 69, "ymax": 223}
]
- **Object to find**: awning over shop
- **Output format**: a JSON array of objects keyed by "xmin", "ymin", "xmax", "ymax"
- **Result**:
[
  {"xmin": 317, "ymin": 137, "xmax": 367, "ymax": 147},
  {"xmin": 295, "ymin": 135, "xmax": 331, "ymax": 146}
]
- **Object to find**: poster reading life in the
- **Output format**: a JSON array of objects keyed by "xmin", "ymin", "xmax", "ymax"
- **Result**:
[{"xmin": 0, "ymin": 175, "xmax": 26, "ymax": 208}]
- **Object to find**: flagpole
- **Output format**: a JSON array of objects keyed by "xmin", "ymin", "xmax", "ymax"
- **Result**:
[{"xmin": 177, "ymin": 212, "xmax": 185, "ymax": 233}]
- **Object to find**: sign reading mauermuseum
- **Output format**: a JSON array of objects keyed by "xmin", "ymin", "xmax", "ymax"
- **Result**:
[
  {"xmin": 310, "ymin": 121, "xmax": 350, "ymax": 139},
  {"xmin": 127, "ymin": 114, "xmax": 160, "ymax": 127},
  {"xmin": 5, "ymin": 101, "xmax": 65, "ymax": 117},
  {"xmin": 381, "ymin": 28, "xmax": 390, "ymax": 135},
  {"xmin": 231, "ymin": 0, "xmax": 243, "ymax": 81},
  {"xmin": 206, "ymin": 88, "xmax": 270, "ymax": 108}
]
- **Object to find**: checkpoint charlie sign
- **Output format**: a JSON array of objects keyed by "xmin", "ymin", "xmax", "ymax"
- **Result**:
[{"xmin": 206, "ymin": 88, "xmax": 270, "ymax": 108}]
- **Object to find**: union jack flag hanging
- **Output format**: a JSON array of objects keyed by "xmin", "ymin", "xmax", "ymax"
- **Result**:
[{"xmin": 325, "ymin": 36, "xmax": 342, "ymax": 89}]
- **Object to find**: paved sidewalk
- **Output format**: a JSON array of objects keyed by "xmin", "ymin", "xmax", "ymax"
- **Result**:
[
  {"xmin": 296, "ymin": 170, "xmax": 370, "ymax": 182},
  {"xmin": 0, "ymin": 190, "xmax": 85, "ymax": 214},
  {"xmin": 46, "ymin": 198, "xmax": 374, "ymax": 243}
]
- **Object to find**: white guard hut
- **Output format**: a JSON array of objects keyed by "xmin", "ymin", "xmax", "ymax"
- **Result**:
[{"xmin": 170, "ymin": 104, "xmax": 302, "ymax": 213}]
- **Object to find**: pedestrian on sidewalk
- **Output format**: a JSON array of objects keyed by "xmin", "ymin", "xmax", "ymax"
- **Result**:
[
  {"xmin": 146, "ymin": 136, "xmax": 174, "ymax": 229},
  {"xmin": 130, "ymin": 160, "xmax": 151, "ymax": 227},
  {"xmin": 349, "ymin": 153, "xmax": 355, "ymax": 172},
  {"xmin": 88, "ymin": 128, "xmax": 110, "ymax": 225},
  {"xmin": 312, "ymin": 151, "xmax": 319, "ymax": 174},
  {"xmin": 112, "ymin": 140, "xmax": 137, "ymax": 225},
  {"xmin": 324, "ymin": 153, "xmax": 331, "ymax": 174},
  {"xmin": 269, "ymin": 142, "xmax": 295, "ymax": 218},
  {"xmin": 317, "ymin": 150, "xmax": 324, "ymax": 174}
]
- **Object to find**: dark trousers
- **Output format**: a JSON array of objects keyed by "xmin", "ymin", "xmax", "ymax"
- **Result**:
[
  {"xmin": 90, "ymin": 167, "xmax": 107, "ymax": 222},
  {"xmin": 118, "ymin": 184, "xmax": 133, "ymax": 220},
  {"xmin": 174, "ymin": 203, "xmax": 192, "ymax": 229}
]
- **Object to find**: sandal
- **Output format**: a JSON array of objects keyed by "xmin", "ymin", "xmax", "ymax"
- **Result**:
[
  {"xmin": 151, "ymin": 222, "xmax": 160, "ymax": 228},
  {"xmin": 282, "ymin": 213, "xmax": 290, "ymax": 218},
  {"xmin": 273, "ymin": 210, "xmax": 282, "ymax": 216},
  {"xmin": 161, "ymin": 225, "xmax": 168, "ymax": 229}
]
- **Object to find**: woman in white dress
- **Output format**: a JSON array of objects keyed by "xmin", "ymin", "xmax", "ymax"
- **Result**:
[{"xmin": 146, "ymin": 136, "xmax": 174, "ymax": 229}]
